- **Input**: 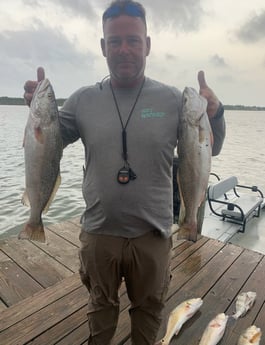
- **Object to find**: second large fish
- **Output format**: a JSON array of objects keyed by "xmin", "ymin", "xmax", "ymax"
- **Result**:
[
  {"xmin": 19, "ymin": 78, "xmax": 63, "ymax": 242},
  {"xmin": 177, "ymin": 87, "xmax": 213, "ymax": 242}
]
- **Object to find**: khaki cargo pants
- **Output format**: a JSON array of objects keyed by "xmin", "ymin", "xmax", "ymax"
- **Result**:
[{"xmin": 79, "ymin": 230, "xmax": 172, "ymax": 345}]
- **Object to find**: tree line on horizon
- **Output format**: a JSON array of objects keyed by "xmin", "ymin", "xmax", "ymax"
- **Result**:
[{"xmin": 0, "ymin": 96, "xmax": 265, "ymax": 111}]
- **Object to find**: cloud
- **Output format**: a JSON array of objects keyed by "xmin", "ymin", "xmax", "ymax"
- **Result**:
[
  {"xmin": 0, "ymin": 20, "xmax": 98, "ymax": 96},
  {"xmin": 165, "ymin": 53, "xmax": 178, "ymax": 61},
  {"xmin": 0, "ymin": 21, "xmax": 95, "ymax": 65},
  {"xmin": 22, "ymin": 0, "xmax": 205, "ymax": 32},
  {"xmin": 210, "ymin": 54, "xmax": 228, "ymax": 68},
  {"xmin": 143, "ymin": 0, "xmax": 205, "ymax": 32},
  {"xmin": 23, "ymin": 0, "xmax": 98, "ymax": 20},
  {"xmin": 236, "ymin": 10, "xmax": 265, "ymax": 43}
]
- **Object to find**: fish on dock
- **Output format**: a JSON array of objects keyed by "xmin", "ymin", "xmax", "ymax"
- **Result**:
[
  {"xmin": 198, "ymin": 313, "xmax": 228, "ymax": 345},
  {"xmin": 232, "ymin": 291, "xmax": 257, "ymax": 319},
  {"xmin": 19, "ymin": 78, "xmax": 63, "ymax": 243},
  {"xmin": 157, "ymin": 297, "xmax": 203, "ymax": 345},
  {"xmin": 177, "ymin": 87, "xmax": 213, "ymax": 242},
  {"xmin": 237, "ymin": 325, "xmax": 262, "ymax": 345}
]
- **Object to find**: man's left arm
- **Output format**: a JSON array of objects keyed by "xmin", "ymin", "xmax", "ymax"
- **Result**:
[{"xmin": 198, "ymin": 70, "xmax": 226, "ymax": 156}]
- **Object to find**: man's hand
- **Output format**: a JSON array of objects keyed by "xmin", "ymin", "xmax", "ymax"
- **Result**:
[
  {"xmin": 198, "ymin": 70, "xmax": 220, "ymax": 118},
  {"xmin": 24, "ymin": 67, "xmax": 45, "ymax": 106}
]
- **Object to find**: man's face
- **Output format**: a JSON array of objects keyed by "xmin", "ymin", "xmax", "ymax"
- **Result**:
[{"xmin": 101, "ymin": 15, "xmax": 151, "ymax": 87}]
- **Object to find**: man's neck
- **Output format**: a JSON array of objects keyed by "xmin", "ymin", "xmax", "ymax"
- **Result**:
[{"xmin": 110, "ymin": 75, "xmax": 145, "ymax": 89}]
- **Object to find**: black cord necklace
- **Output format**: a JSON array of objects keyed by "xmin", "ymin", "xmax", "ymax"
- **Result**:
[{"xmin": 109, "ymin": 78, "xmax": 145, "ymax": 184}]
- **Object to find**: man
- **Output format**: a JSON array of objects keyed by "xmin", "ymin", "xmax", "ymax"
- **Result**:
[{"xmin": 24, "ymin": 1, "xmax": 225, "ymax": 344}]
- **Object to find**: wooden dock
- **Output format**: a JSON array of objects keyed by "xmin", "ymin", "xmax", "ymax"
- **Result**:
[{"xmin": 0, "ymin": 218, "xmax": 265, "ymax": 345}]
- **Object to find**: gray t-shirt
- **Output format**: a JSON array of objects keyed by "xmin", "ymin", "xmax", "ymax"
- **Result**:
[{"xmin": 59, "ymin": 77, "xmax": 224, "ymax": 238}]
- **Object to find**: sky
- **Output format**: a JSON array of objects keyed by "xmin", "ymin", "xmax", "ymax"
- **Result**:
[{"xmin": 0, "ymin": 0, "xmax": 265, "ymax": 106}]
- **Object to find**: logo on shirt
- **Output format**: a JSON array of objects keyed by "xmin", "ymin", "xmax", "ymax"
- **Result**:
[{"xmin": 141, "ymin": 108, "xmax": 166, "ymax": 119}]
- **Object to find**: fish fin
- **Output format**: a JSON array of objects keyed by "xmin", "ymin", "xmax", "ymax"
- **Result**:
[
  {"xmin": 43, "ymin": 173, "xmax": 61, "ymax": 214},
  {"xmin": 177, "ymin": 175, "xmax": 186, "ymax": 225},
  {"xmin": 210, "ymin": 130, "xmax": 214, "ymax": 147},
  {"xmin": 251, "ymin": 330, "xmax": 262, "ymax": 343},
  {"xmin": 178, "ymin": 204, "xmax": 185, "ymax": 226},
  {"xmin": 21, "ymin": 190, "xmax": 30, "ymax": 207},
  {"xmin": 18, "ymin": 223, "xmax": 46, "ymax": 243},
  {"xmin": 34, "ymin": 126, "xmax": 45, "ymax": 144}
]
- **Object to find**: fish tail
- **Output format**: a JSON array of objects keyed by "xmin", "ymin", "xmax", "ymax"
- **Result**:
[
  {"xmin": 18, "ymin": 223, "xmax": 46, "ymax": 243},
  {"xmin": 177, "ymin": 223, "xmax": 198, "ymax": 242},
  {"xmin": 232, "ymin": 314, "xmax": 239, "ymax": 320}
]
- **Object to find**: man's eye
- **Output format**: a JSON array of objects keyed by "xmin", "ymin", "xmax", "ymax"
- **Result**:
[
  {"xmin": 108, "ymin": 39, "xmax": 120, "ymax": 46},
  {"xmin": 128, "ymin": 38, "xmax": 140, "ymax": 45}
]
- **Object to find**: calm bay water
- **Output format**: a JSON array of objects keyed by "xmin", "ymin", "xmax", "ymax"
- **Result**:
[{"xmin": 0, "ymin": 105, "xmax": 265, "ymax": 238}]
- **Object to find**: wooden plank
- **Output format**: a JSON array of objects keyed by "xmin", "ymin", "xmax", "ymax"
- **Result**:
[
  {"xmin": 48, "ymin": 321, "xmax": 88, "ymax": 345},
  {"xmin": 27, "ymin": 306, "xmax": 88, "ymax": 345},
  {"xmin": 0, "ymin": 285, "xmax": 88, "ymax": 345},
  {"xmin": 171, "ymin": 236, "xmax": 208, "ymax": 262},
  {"xmin": 155, "ymin": 243, "xmax": 243, "ymax": 342},
  {"xmin": 171, "ymin": 248, "xmax": 263, "ymax": 344},
  {"xmin": 0, "ymin": 238, "xmax": 73, "ymax": 287},
  {"xmin": 170, "ymin": 236, "xmax": 210, "ymax": 272},
  {"xmin": 170, "ymin": 242, "xmax": 243, "ymax": 303},
  {"xmin": 0, "ymin": 273, "xmax": 82, "ymax": 332},
  {"xmin": 167, "ymin": 239, "xmax": 227, "ymax": 299},
  {"xmin": 47, "ymin": 219, "xmax": 81, "ymax": 247},
  {"xmin": 0, "ymin": 250, "xmax": 42, "ymax": 307},
  {"xmin": 31, "ymin": 227, "xmax": 80, "ymax": 272},
  {"xmin": 28, "ymin": 287, "xmax": 131, "ymax": 345},
  {"xmin": 221, "ymin": 255, "xmax": 265, "ymax": 345},
  {"xmin": 0, "ymin": 276, "xmax": 130, "ymax": 345},
  {"xmin": 0, "ymin": 299, "xmax": 7, "ymax": 312}
]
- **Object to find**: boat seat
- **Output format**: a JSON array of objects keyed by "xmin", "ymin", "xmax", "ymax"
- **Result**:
[{"xmin": 207, "ymin": 176, "xmax": 264, "ymax": 232}]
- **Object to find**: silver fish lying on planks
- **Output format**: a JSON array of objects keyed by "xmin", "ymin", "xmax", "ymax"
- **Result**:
[
  {"xmin": 19, "ymin": 78, "xmax": 63, "ymax": 243},
  {"xmin": 177, "ymin": 87, "xmax": 213, "ymax": 242},
  {"xmin": 198, "ymin": 313, "xmax": 228, "ymax": 345},
  {"xmin": 232, "ymin": 291, "xmax": 257, "ymax": 319},
  {"xmin": 237, "ymin": 325, "xmax": 262, "ymax": 345},
  {"xmin": 157, "ymin": 297, "xmax": 203, "ymax": 345}
]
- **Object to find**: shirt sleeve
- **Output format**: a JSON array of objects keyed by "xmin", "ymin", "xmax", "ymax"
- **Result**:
[
  {"xmin": 210, "ymin": 110, "xmax": 226, "ymax": 156},
  {"xmin": 58, "ymin": 89, "xmax": 83, "ymax": 148}
]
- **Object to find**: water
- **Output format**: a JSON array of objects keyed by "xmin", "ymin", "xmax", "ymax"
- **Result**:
[
  {"xmin": 0, "ymin": 106, "xmax": 265, "ymax": 238},
  {"xmin": 211, "ymin": 110, "xmax": 265, "ymax": 193}
]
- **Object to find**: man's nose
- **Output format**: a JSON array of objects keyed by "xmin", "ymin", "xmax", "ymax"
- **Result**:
[{"xmin": 119, "ymin": 40, "xmax": 130, "ymax": 54}]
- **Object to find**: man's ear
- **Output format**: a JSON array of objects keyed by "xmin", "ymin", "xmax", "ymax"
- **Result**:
[
  {"xmin": 101, "ymin": 38, "xmax": 106, "ymax": 57},
  {"xmin": 146, "ymin": 36, "xmax": 151, "ymax": 56}
]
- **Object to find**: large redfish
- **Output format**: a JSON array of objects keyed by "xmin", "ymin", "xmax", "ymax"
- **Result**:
[
  {"xmin": 19, "ymin": 78, "xmax": 63, "ymax": 242},
  {"xmin": 177, "ymin": 87, "xmax": 213, "ymax": 242}
]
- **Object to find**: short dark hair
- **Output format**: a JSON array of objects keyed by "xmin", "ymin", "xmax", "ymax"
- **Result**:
[{"xmin": 102, "ymin": 0, "xmax": 146, "ymax": 28}]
